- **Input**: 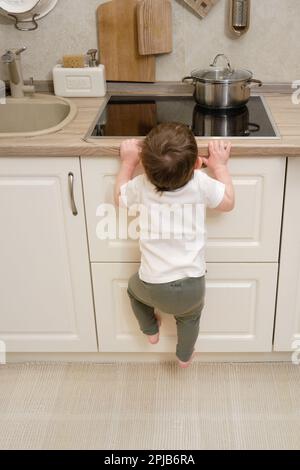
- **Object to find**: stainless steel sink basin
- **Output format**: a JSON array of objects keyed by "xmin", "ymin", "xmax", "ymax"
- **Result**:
[{"xmin": 0, "ymin": 94, "xmax": 77, "ymax": 137}]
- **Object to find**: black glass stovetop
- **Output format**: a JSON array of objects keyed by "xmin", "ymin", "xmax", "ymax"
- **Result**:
[{"xmin": 91, "ymin": 95, "xmax": 279, "ymax": 138}]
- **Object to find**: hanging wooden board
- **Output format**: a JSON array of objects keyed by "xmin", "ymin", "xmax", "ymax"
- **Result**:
[
  {"xmin": 183, "ymin": 0, "xmax": 219, "ymax": 18},
  {"xmin": 97, "ymin": 0, "xmax": 155, "ymax": 83},
  {"xmin": 137, "ymin": 0, "xmax": 173, "ymax": 55}
]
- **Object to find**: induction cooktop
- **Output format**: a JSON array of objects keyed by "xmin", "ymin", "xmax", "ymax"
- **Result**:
[{"xmin": 88, "ymin": 95, "xmax": 280, "ymax": 139}]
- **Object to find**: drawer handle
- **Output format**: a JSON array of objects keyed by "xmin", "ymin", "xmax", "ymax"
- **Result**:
[{"xmin": 68, "ymin": 172, "xmax": 78, "ymax": 216}]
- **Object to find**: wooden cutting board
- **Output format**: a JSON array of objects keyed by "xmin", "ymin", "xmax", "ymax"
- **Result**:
[
  {"xmin": 137, "ymin": 0, "xmax": 173, "ymax": 55},
  {"xmin": 97, "ymin": 0, "xmax": 155, "ymax": 82},
  {"xmin": 183, "ymin": 0, "xmax": 219, "ymax": 18}
]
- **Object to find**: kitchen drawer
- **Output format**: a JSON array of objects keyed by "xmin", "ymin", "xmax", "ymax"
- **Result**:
[
  {"xmin": 92, "ymin": 262, "xmax": 278, "ymax": 353},
  {"xmin": 82, "ymin": 157, "xmax": 285, "ymax": 263}
]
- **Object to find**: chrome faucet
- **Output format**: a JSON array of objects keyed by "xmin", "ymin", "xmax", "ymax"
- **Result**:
[{"xmin": 1, "ymin": 47, "xmax": 35, "ymax": 98}]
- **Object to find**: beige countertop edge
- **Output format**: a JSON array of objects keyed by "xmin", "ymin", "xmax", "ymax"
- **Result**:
[
  {"xmin": 0, "ymin": 92, "xmax": 300, "ymax": 157},
  {"xmin": 0, "ymin": 142, "xmax": 299, "ymax": 157}
]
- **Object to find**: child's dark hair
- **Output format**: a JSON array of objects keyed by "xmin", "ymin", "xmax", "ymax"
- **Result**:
[{"xmin": 141, "ymin": 122, "xmax": 198, "ymax": 192}]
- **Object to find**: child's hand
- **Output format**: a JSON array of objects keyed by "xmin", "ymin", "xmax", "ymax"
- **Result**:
[
  {"xmin": 202, "ymin": 140, "xmax": 232, "ymax": 171},
  {"xmin": 195, "ymin": 156, "xmax": 203, "ymax": 169},
  {"xmin": 120, "ymin": 139, "xmax": 141, "ymax": 168}
]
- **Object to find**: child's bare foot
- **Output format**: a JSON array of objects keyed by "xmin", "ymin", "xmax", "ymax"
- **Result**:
[
  {"xmin": 177, "ymin": 351, "xmax": 195, "ymax": 369},
  {"xmin": 147, "ymin": 314, "xmax": 161, "ymax": 345},
  {"xmin": 148, "ymin": 332, "xmax": 159, "ymax": 344}
]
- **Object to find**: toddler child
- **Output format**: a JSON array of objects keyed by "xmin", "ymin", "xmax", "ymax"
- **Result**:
[{"xmin": 115, "ymin": 123, "xmax": 234, "ymax": 368}]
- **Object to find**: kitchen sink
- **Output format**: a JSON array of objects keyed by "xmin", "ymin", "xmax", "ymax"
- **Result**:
[{"xmin": 0, "ymin": 94, "xmax": 77, "ymax": 137}]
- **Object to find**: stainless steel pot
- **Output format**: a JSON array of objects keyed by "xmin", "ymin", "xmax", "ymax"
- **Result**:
[
  {"xmin": 183, "ymin": 54, "xmax": 262, "ymax": 109},
  {"xmin": 192, "ymin": 105, "xmax": 260, "ymax": 137}
]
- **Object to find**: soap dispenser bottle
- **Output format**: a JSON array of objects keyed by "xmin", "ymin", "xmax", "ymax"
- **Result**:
[{"xmin": 87, "ymin": 49, "xmax": 98, "ymax": 67}]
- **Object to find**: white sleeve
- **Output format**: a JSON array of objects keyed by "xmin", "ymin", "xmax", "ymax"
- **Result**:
[
  {"xmin": 195, "ymin": 170, "xmax": 226, "ymax": 209},
  {"xmin": 120, "ymin": 174, "xmax": 143, "ymax": 208}
]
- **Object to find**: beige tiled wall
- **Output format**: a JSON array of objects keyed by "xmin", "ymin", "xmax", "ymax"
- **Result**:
[{"xmin": 0, "ymin": 0, "xmax": 299, "ymax": 83}]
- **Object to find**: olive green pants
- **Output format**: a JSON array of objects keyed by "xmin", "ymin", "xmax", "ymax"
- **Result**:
[{"xmin": 127, "ymin": 273, "xmax": 206, "ymax": 362}]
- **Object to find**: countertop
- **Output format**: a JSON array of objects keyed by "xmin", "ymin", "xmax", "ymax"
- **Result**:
[{"xmin": 0, "ymin": 89, "xmax": 300, "ymax": 157}]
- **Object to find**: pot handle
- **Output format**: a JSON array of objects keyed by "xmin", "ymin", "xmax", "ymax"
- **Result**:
[
  {"xmin": 247, "ymin": 79, "xmax": 263, "ymax": 88},
  {"xmin": 210, "ymin": 54, "xmax": 233, "ymax": 73},
  {"xmin": 182, "ymin": 76, "xmax": 194, "ymax": 83},
  {"xmin": 248, "ymin": 123, "xmax": 261, "ymax": 133}
]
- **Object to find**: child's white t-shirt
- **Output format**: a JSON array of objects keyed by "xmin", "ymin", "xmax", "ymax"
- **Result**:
[{"xmin": 120, "ymin": 169, "xmax": 225, "ymax": 284}]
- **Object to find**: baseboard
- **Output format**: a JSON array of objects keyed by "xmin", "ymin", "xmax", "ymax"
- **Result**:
[{"xmin": 5, "ymin": 351, "xmax": 293, "ymax": 364}]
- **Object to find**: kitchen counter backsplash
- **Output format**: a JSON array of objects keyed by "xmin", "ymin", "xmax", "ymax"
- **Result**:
[{"xmin": 0, "ymin": 0, "xmax": 300, "ymax": 83}]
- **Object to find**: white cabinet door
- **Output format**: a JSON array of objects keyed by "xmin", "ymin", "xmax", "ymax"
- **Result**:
[
  {"xmin": 92, "ymin": 263, "xmax": 277, "ymax": 353},
  {"xmin": 274, "ymin": 158, "xmax": 300, "ymax": 351},
  {"xmin": 82, "ymin": 157, "xmax": 285, "ymax": 263},
  {"xmin": 0, "ymin": 158, "xmax": 97, "ymax": 352}
]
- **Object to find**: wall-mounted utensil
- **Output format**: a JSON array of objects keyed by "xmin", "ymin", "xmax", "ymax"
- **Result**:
[
  {"xmin": 182, "ymin": 54, "xmax": 262, "ymax": 109},
  {"xmin": 182, "ymin": 0, "xmax": 219, "ymax": 19},
  {"xmin": 137, "ymin": 0, "xmax": 173, "ymax": 55},
  {"xmin": 229, "ymin": 0, "xmax": 251, "ymax": 37},
  {"xmin": 0, "ymin": 0, "xmax": 40, "ymax": 14},
  {"xmin": 97, "ymin": 0, "xmax": 155, "ymax": 83},
  {"xmin": 0, "ymin": 0, "xmax": 58, "ymax": 31}
]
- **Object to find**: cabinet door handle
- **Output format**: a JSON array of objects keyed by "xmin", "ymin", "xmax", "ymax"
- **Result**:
[{"xmin": 68, "ymin": 172, "xmax": 78, "ymax": 216}]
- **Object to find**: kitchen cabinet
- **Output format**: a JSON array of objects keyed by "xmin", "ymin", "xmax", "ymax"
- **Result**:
[
  {"xmin": 274, "ymin": 158, "xmax": 300, "ymax": 351},
  {"xmin": 83, "ymin": 156, "xmax": 284, "ymax": 354},
  {"xmin": 81, "ymin": 157, "xmax": 285, "ymax": 263},
  {"xmin": 92, "ymin": 262, "xmax": 278, "ymax": 353},
  {"xmin": 0, "ymin": 158, "xmax": 97, "ymax": 352},
  {"xmin": 0, "ymin": 153, "xmax": 286, "ymax": 356}
]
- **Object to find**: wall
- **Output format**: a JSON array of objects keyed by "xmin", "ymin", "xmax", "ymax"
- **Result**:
[{"xmin": 0, "ymin": 0, "xmax": 299, "ymax": 83}]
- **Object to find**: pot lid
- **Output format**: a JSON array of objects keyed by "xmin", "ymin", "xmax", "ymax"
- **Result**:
[
  {"xmin": 191, "ymin": 67, "xmax": 253, "ymax": 83},
  {"xmin": 191, "ymin": 54, "xmax": 253, "ymax": 83}
]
